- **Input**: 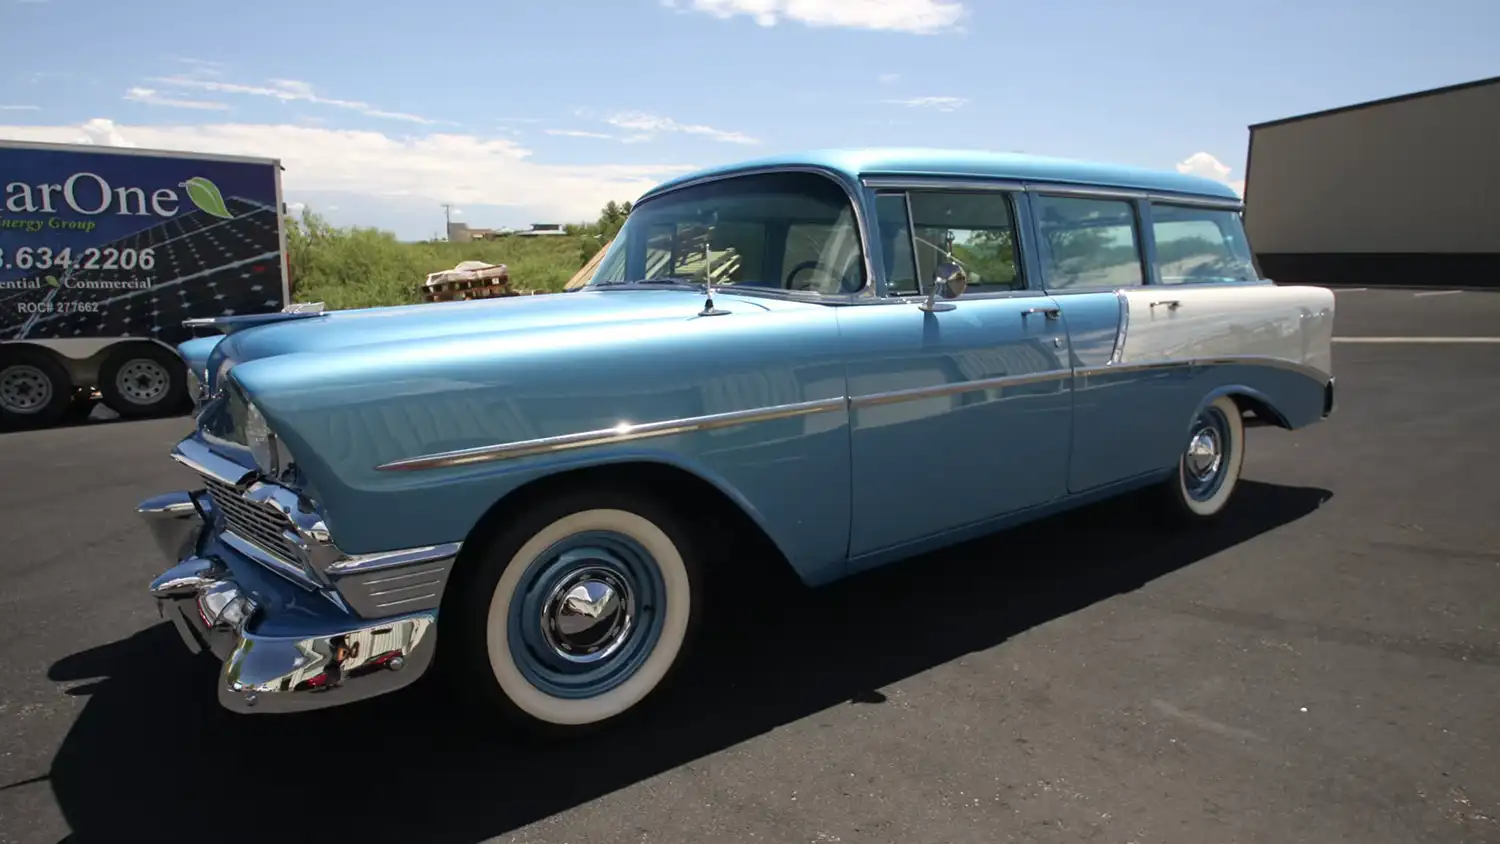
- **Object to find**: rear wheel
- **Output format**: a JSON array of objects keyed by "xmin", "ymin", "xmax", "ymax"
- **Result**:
[
  {"xmin": 0, "ymin": 347, "xmax": 72, "ymax": 430},
  {"xmin": 98, "ymin": 344, "xmax": 187, "ymax": 418},
  {"xmin": 1161, "ymin": 395, "xmax": 1245, "ymax": 521},
  {"xmin": 447, "ymin": 486, "xmax": 703, "ymax": 736}
]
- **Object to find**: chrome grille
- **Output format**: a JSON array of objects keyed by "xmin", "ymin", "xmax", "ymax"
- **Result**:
[{"xmin": 202, "ymin": 476, "xmax": 304, "ymax": 566}]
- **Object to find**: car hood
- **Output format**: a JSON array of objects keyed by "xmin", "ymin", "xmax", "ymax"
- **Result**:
[{"xmin": 208, "ymin": 288, "xmax": 791, "ymax": 372}]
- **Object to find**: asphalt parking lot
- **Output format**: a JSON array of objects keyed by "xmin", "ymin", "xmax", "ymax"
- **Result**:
[{"xmin": 1, "ymin": 287, "xmax": 1497, "ymax": 844}]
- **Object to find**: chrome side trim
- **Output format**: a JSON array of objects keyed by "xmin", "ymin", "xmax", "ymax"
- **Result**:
[
  {"xmin": 1109, "ymin": 288, "xmax": 1130, "ymax": 365},
  {"xmin": 334, "ymin": 560, "xmax": 455, "ymax": 617},
  {"xmin": 849, "ymin": 369, "xmax": 1069, "ymax": 409},
  {"xmin": 170, "ymin": 437, "xmax": 256, "ymax": 487},
  {"xmin": 375, "ymin": 396, "xmax": 848, "ymax": 472},
  {"xmin": 326, "ymin": 542, "xmax": 464, "ymax": 576},
  {"xmin": 374, "ymin": 355, "xmax": 1326, "ymax": 474},
  {"xmin": 1078, "ymin": 354, "xmax": 1330, "ymax": 382}
]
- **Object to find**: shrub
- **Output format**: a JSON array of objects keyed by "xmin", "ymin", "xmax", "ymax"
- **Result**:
[{"xmin": 284, "ymin": 207, "xmax": 612, "ymax": 310}]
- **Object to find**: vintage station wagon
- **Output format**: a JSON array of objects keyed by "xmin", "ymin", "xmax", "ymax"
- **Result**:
[{"xmin": 140, "ymin": 148, "xmax": 1336, "ymax": 734}]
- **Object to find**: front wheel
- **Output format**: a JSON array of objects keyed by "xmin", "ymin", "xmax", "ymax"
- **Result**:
[
  {"xmin": 1161, "ymin": 395, "xmax": 1246, "ymax": 521},
  {"xmin": 447, "ymin": 487, "xmax": 703, "ymax": 735}
]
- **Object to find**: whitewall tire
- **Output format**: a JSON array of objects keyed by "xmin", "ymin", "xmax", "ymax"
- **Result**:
[
  {"xmin": 450, "ymin": 488, "xmax": 702, "ymax": 734},
  {"xmin": 1164, "ymin": 395, "xmax": 1246, "ymax": 520}
]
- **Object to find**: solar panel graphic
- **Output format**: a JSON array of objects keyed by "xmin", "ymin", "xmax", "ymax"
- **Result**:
[
  {"xmin": 0, "ymin": 143, "xmax": 286, "ymax": 349},
  {"xmin": 0, "ymin": 197, "xmax": 283, "ymax": 347}
]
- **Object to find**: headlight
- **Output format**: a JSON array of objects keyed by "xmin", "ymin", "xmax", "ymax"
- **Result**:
[
  {"xmin": 245, "ymin": 401, "xmax": 276, "ymax": 474},
  {"xmin": 214, "ymin": 357, "xmax": 235, "ymax": 398}
]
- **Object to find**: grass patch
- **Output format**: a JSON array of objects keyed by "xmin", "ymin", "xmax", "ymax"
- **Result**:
[{"xmin": 285, "ymin": 208, "xmax": 620, "ymax": 310}]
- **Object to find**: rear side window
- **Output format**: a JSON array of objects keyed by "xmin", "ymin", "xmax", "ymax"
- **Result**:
[
  {"xmin": 1034, "ymin": 195, "xmax": 1145, "ymax": 290},
  {"xmin": 1150, "ymin": 204, "xmax": 1257, "ymax": 284}
]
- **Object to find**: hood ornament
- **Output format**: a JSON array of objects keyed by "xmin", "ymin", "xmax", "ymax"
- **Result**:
[{"xmin": 697, "ymin": 216, "xmax": 730, "ymax": 317}]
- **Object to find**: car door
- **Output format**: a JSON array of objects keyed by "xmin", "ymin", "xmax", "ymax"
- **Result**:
[
  {"xmin": 839, "ymin": 187, "xmax": 1074, "ymax": 565},
  {"xmin": 1028, "ymin": 190, "xmax": 1180, "ymax": 492}
]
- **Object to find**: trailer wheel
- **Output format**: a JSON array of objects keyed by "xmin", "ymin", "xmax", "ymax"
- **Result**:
[
  {"xmin": 98, "ymin": 344, "xmax": 187, "ymax": 419},
  {"xmin": 0, "ymin": 347, "xmax": 73, "ymax": 430}
]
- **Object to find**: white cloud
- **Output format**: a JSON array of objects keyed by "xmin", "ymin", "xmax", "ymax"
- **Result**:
[
  {"xmin": 604, "ymin": 111, "xmax": 759, "ymax": 144},
  {"xmin": 886, "ymin": 96, "xmax": 967, "ymax": 111},
  {"xmin": 0, "ymin": 105, "xmax": 41, "ymax": 111},
  {"xmin": 665, "ymin": 0, "xmax": 965, "ymax": 34},
  {"xmin": 125, "ymin": 87, "xmax": 231, "ymax": 111},
  {"xmin": 1176, "ymin": 151, "xmax": 1245, "ymax": 196},
  {"xmin": 877, "ymin": 73, "xmax": 901, "ymax": 84},
  {"xmin": 0, "ymin": 118, "xmax": 697, "ymax": 224},
  {"xmin": 546, "ymin": 129, "xmax": 616, "ymax": 140},
  {"xmin": 148, "ymin": 75, "xmax": 435, "ymax": 124}
]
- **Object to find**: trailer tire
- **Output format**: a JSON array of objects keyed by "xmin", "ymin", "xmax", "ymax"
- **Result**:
[
  {"xmin": 98, "ymin": 344, "xmax": 187, "ymax": 419},
  {"xmin": 0, "ymin": 346, "xmax": 73, "ymax": 430}
]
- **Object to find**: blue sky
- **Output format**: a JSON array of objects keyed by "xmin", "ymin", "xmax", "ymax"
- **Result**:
[{"xmin": 2, "ymin": 0, "xmax": 1496, "ymax": 240}]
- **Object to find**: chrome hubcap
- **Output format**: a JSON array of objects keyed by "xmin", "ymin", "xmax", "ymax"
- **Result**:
[
  {"xmin": 116, "ymin": 358, "xmax": 170, "ymax": 405},
  {"xmin": 0, "ymin": 365, "xmax": 52, "ymax": 413},
  {"xmin": 1185, "ymin": 428, "xmax": 1222, "ymax": 480},
  {"xmin": 541, "ymin": 567, "xmax": 635, "ymax": 664}
]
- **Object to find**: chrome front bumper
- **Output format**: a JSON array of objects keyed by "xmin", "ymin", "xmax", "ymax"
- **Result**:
[{"xmin": 139, "ymin": 491, "xmax": 438, "ymax": 714}]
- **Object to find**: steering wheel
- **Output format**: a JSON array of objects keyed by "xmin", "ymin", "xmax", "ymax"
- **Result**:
[{"xmin": 786, "ymin": 259, "xmax": 861, "ymax": 293}]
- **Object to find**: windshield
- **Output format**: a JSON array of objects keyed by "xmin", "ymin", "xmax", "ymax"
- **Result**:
[{"xmin": 589, "ymin": 171, "xmax": 867, "ymax": 295}]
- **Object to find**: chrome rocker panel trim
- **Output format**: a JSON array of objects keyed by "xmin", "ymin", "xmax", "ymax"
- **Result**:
[{"xmin": 140, "ymin": 491, "xmax": 442, "ymax": 714}]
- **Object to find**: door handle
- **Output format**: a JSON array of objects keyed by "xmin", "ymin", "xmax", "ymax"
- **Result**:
[
  {"xmin": 1021, "ymin": 307, "xmax": 1061, "ymax": 320},
  {"xmin": 1150, "ymin": 300, "xmax": 1182, "ymax": 310}
]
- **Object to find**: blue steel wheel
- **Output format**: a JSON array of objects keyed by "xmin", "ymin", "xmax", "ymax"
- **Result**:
[
  {"xmin": 1168, "ymin": 395, "xmax": 1245, "ymax": 519},
  {"xmin": 481, "ymin": 503, "xmax": 698, "ymax": 729}
]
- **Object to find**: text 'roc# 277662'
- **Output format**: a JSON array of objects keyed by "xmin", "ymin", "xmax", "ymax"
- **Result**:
[{"xmin": 138, "ymin": 148, "xmax": 1336, "ymax": 734}]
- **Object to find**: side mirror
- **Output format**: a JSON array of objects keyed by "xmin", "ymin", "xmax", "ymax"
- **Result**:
[
  {"xmin": 935, "ymin": 262, "xmax": 968, "ymax": 299},
  {"xmin": 919, "ymin": 262, "xmax": 968, "ymax": 312}
]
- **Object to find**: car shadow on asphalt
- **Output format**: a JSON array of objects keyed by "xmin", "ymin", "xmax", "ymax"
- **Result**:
[{"xmin": 43, "ymin": 480, "xmax": 1331, "ymax": 844}]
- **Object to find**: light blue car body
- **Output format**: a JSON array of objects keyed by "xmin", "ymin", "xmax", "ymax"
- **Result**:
[{"xmin": 175, "ymin": 149, "xmax": 1330, "ymax": 589}]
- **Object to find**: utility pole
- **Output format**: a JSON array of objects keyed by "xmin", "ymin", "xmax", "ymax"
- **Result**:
[{"xmin": 441, "ymin": 203, "xmax": 453, "ymax": 240}]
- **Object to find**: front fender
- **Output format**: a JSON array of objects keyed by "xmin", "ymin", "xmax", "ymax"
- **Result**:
[{"xmin": 229, "ymin": 308, "xmax": 853, "ymax": 584}]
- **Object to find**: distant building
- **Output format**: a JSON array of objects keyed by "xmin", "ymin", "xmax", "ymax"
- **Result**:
[
  {"xmin": 1244, "ymin": 75, "xmax": 1500, "ymax": 287},
  {"xmin": 446, "ymin": 221, "xmax": 569, "ymax": 242}
]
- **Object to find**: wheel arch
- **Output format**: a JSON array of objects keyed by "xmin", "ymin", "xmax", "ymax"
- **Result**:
[
  {"xmin": 448, "ymin": 457, "xmax": 802, "ymax": 595},
  {"xmin": 1194, "ymin": 383, "xmax": 1291, "ymax": 430}
]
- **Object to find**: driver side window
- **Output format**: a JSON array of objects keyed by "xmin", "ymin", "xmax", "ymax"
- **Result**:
[{"xmin": 877, "ymin": 189, "xmax": 1024, "ymax": 295}]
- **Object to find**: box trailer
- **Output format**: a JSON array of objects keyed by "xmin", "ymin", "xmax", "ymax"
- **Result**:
[{"xmin": 0, "ymin": 139, "xmax": 289, "ymax": 429}]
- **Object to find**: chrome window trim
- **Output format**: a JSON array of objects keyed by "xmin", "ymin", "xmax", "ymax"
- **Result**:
[
  {"xmin": 881, "ymin": 183, "xmax": 1030, "ymax": 300},
  {"xmin": 1028, "ymin": 183, "xmax": 1148, "ymax": 201},
  {"xmin": 1146, "ymin": 193, "xmax": 1245, "ymax": 210},
  {"xmin": 618, "ymin": 164, "xmax": 879, "ymax": 301},
  {"xmin": 861, "ymin": 176, "xmax": 1028, "ymax": 192},
  {"xmin": 373, "ymin": 355, "xmax": 1328, "ymax": 473}
]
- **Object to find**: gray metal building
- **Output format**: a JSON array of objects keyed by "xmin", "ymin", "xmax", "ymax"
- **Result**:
[{"xmin": 1244, "ymin": 75, "xmax": 1500, "ymax": 287}]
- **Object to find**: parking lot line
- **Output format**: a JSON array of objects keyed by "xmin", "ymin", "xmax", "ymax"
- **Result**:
[
  {"xmin": 1334, "ymin": 336, "xmax": 1500, "ymax": 343},
  {"xmin": 1412, "ymin": 290, "xmax": 1463, "ymax": 297}
]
